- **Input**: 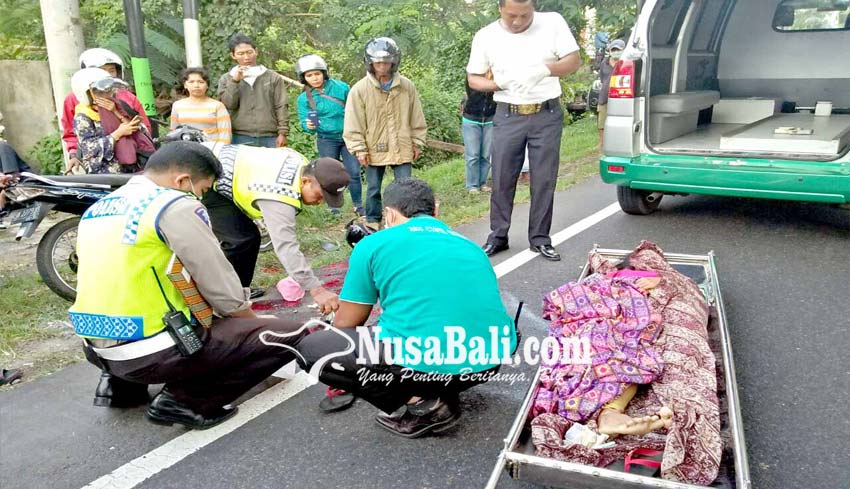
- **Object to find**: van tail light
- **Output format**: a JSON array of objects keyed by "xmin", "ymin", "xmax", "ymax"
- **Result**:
[{"xmin": 609, "ymin": 60, "xmax": 635, "ymax": 99}]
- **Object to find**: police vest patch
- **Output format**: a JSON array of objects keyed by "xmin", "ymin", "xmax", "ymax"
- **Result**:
[{"xmin": 194, "ymin": 206, "xmax": 211, "ymax": 227}]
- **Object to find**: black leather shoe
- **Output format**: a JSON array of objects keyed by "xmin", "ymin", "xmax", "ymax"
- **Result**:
[
  {"xmin": 482, "ymin": 242, "xmax": 509, "ymax": 257},
  {"xmin": 249, "ymin": 288, "xmax": 265, "ymax": 299},
  {"xmin": 530, "ymin": 244, "xmax": 561, "ymax": 261},
  {"xmin": 375, "ymin": 398, "xmax": 460, "ymax": 439},
  {"xmin": 93, "ymin": 372, "xmax": 150, "ymax": 408},
  {"xmin": 375, "ymin": 404, "xmax": 407, "ymax": 423},
  {"xmin": 146, "ymin": 390, "xmax": 238, "ymax": 430}
]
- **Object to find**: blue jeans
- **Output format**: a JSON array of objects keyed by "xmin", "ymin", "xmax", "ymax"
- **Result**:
[
  {"xmin": 462, "ymin": 121, "xmax": 493, "ymax": 189},
  {"xmin": 316, "ymin": 137, "xmax": 362, "ymax": 209},
  {"xmin": 232, "ymin": 134, "xmax": 277, "ymax": 148},
  {"xmin": 365, "ymin": 163, "xmax": 412, "ymax": 222}
]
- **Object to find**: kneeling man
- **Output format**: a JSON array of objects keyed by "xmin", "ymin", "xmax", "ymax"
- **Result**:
[{"xmin": 297, "ymin": 178, "xmax": 517, "ymax": 438}]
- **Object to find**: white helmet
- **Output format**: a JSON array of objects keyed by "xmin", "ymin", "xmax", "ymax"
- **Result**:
[
  {"xmin": 71, "ymin": 68, "xmax": 111, "ymax": 104},
  {"xmin": 79, "ymin": 48, "xmax": 124, "ymax": 78},
  {"xmin": 295, "ymin": 54, "xmax": 329, "ymax": 82}
]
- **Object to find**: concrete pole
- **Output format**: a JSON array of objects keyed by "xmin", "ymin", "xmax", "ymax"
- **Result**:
[
  {"xmin": 182, "ymin": 0, "xmax": 203, "ymax": 67},
  {"xmin": 39, "ymin": 0, "xmax": 85, "ymax": 129}
]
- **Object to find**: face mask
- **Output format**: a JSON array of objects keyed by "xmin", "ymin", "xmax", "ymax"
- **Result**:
[
  {"xmin": 610, "ymin": 51, "xmax": 623, "ymax": 60},
  {"xmin": 182, "ymin": 178, "xmax": 202, "ymax": 199}
]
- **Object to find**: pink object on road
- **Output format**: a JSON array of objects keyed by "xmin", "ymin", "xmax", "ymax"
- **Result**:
[{"xmin": 276, "ymin": 277, "xmax": 305, "ymax": 302}]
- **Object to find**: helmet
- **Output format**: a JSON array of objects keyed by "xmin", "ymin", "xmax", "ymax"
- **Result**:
[
  {"xmin": 345, "ymin": 219, "xmax": 377, "ymax": 248},
  {"xmin": 161, "ymin": 125, "xmax": 207, "ymax": 144},
  {"xmin": 295, "ymin": 54, "xmax": 329, "ymax": 82},
  {"xmin": 79, "ymin": 48, "xmax": 124, "ymax": 79},
  {"xmin": 71, "ymin": 68, "xmax": 112, "ymax": 104},
  {"xmin": 364, "ymin": 37, "xmax": 400, "ymax": 74},
  {"xmin": 607, "ymin": 39, "xmax": 626, "ymax": 53}
]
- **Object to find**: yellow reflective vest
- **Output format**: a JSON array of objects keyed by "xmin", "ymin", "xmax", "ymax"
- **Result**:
[
  {"xmin": 203, "ymin": 142, "xmax": 307, "ymax": 219},
  {"xmin": 69, "ymin": 178, "xmax": 192, "ymax": 341}
]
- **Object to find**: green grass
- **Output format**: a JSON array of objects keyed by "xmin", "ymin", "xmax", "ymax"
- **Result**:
[
  {"xmin": 0, "ymin": 116, "xmax": 602, "ymax": 362},
  {"xmin": 0, "ymin": 271, "xmax": 73, "ymax": 357}
]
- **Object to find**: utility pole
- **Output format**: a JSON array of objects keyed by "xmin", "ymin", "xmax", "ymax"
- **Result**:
[
  {"xmin": 39, "ymin": 0, "xmax": 85, "ymax": 129},
  {"xmin": 122, "ymin": 0, "xmax": 158, "ymax": 135},
  {"xmin": 182, "ymin": 0, "xmax": 203, "ymax": 67}
]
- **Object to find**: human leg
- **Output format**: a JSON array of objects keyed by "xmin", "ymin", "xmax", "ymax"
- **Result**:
[
  {"xmin": 462, "ymin": 121, "xmax": 483, "ymax": 190},
  {"xmin": 487, "ymin": 105, "xmax": 529, "ymax": 246},
  {"xmin": 364, "ymin": 165, "xmax": 386, "ymax": 223},
  {"xmin": 202, "ymin": 190, "xmax": 261, "ymax": 287},
  {"xmin": 340, "ymin": 144, "xmax": 363, "ymax": 212},
  {"xmin": 526, "ymin": 103, "xmax": 564, "ymax": 248},
  {"xmin": 479, "ymin": 123, "xmax": 494, "ymax": 188}
]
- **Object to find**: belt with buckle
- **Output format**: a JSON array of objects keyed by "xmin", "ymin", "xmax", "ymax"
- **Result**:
[{"xmin": 502, "ymin": 98, "xmax": 559, "ymax": 115}]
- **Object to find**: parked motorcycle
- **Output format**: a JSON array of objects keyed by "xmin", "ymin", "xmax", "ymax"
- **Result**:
[{"xmin": 2, "ymin": 172, "xmax": 130, "ymax": 300}]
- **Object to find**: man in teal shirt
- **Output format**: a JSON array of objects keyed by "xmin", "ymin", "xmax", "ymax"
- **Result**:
[{"xmin": 296, "ymin": 178, "xmax": 516, "ymax": 438}]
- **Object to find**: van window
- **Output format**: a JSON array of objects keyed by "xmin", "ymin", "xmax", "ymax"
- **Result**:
[
  {"xmin": 773, "ymin": 0, "xmax": 850, "ymax": 31},
  {"xmin": 690, "ymin": 0, "xmax": 729, "ymax": 51},
  {"xmin": 651, "ymin": 0, "xmax": 691, "ymax": 46}
]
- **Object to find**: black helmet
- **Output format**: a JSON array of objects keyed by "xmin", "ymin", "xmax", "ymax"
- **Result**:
[
  {"xmin": 345, "ymin": 219, "xmax": 377, "ymax": 248},
  {"xmin": 364, "ymin": 37, "xmax": 400, "ymax": 75},
  {"xmin": 161, "ymin": 125, "xmax": 207, "ymax": 144}
]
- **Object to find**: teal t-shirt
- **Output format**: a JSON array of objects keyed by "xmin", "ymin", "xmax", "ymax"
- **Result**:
[{"xmin": 340, "ymin": 216, "xmax": 516, "ymax": 375}]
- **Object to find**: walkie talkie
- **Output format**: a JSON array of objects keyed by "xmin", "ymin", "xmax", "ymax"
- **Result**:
[{"xmin": 151, "ymin": 266, "xmax": 204, "ymax": 357}]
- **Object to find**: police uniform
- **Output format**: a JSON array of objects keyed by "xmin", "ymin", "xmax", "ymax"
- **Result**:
[
  {"xmin": 201, "ymin": 144, "xmax": 322, "ymax": 290},
  {"xmin": 71, "ymin": 176, "xmax": 303, "ymax": 416}
]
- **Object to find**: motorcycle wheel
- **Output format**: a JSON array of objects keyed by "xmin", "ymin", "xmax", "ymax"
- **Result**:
[{"xmin": 36, "ymin": 217, "xmax": 80, "ymax": 301}]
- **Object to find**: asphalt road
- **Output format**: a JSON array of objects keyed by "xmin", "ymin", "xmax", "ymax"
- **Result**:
[{"xmin": 2, "ymin": 176, "xmax": 849, "ymax": 489}]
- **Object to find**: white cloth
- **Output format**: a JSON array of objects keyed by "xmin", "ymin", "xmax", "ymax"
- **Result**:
[
  {"xmin": 229, "ymin": 65, "xmax": 268, "ymax": 87},
  {"xmin": 466, "ymin": 12, "xmax": 579, "ymax": 104}
]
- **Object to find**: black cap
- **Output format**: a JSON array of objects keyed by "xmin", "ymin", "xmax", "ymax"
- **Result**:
[{"xmin": 311, "ymin": 157, "xmax": 350, "ymax": 208}]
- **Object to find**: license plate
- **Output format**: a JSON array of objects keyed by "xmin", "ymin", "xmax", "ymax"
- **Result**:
[{"xmin": 8, "ymin": 205, "xmax": 41, "ymax": 224}]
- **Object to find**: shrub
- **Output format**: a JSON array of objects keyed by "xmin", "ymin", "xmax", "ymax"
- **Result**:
[{"xmin": 27, "ymin": 132, "xmax": 64, "ymax": 175}]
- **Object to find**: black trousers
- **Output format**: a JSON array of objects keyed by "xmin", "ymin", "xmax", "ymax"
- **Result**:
[
  {"xmin": 202, "ymin": 190, "xmax": 260, "ymax": 287},
  {"xmin": 87, "ymin": 316, "xmax": 304, "ymax": 415},
  {"xmin": 488, "ymin": 100, "xmax": 564, "ymax": 247},
  {"xmin": 295, "ymin": 327, "xmax": 497, "ymax": 414}
]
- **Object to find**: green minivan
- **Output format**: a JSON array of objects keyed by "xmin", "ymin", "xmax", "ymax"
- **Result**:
[{"xmin": 600, "ymin": 0, "xmax": 850, "ymax": 217}]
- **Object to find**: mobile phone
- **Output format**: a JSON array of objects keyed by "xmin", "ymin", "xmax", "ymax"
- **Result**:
[{"xmin": 308, "ymin": 111, "xmax": 319, "ymax": 127}]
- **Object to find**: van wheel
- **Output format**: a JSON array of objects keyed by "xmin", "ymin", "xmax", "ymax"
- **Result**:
[{"xmin": 617, "ymin": 186, "xmax": 662, "ymax": 215}]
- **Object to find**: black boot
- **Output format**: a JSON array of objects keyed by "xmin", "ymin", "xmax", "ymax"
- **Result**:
[
  {"xmin": 93, "ymin": 371, "xmax": 150, "ymax": 408},
  {"xmin": 146, "ymin": 389, "xmax": 238, "ymax": 430}
]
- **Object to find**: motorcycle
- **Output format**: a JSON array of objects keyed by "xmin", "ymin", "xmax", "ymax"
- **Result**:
[{"xmin": 2, "ymin": 172, "xmax": 131, "ymax": 300}]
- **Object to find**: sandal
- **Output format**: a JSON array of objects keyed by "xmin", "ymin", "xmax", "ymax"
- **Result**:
[
  {"xmin": 624, "ymin": 447, "xmax": 663, "ymax": 477},
  {"xmin": 0, "ymin": 369, "xmax": 23, "ymax": 386},
  {"xmin": 318, "ymin": 387, "xmax": 355, "ymax": 413}
]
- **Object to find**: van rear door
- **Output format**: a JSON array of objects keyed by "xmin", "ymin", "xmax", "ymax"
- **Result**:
[{"xmin": 602, "ymin": 0, "xmax": 658, "ymax": 157}]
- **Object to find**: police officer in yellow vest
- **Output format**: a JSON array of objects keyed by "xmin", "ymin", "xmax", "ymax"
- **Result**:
[
  {"xmin": 200, "ymin": 142, "xmax": 350, "ymax": 314},
  {"xmin": 70, "ymin": 142, "xmax": 305, "ymax": 429}
]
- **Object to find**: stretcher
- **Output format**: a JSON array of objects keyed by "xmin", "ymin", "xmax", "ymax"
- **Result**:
[{"xmin": 485, "ymin": 247, "xmax": 751, "ymax": 489}]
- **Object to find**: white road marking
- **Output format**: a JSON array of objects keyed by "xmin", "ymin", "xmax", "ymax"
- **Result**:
[
  {"xmin": 492, "ymin": 202, "xmax": 621, "ymax": 278},
  {"xmin": 79, "ymin": 202, "xmax": 620, "ymax": 489},
  {"xmin": 81, "ymin": 373, "xmax": 313, "ymax": 489}
]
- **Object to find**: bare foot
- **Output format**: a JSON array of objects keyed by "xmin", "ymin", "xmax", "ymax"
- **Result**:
[{"xmin": 597, "ymin": 406, "xmax": 673, "ymax": 437}]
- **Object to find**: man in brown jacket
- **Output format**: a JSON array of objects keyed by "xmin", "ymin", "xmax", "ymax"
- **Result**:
[
  {"xmin": 217, "ymin": 33, "xmax": 288, "ymax": 148},
  {"xmin": 343, "ymin": 37, "xmax": 427, "ymax": 224}
]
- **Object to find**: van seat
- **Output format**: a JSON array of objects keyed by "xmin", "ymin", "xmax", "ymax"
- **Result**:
[
  {"xmin": 648, "ymin": 91, "xmax": 720, "ymax": 144},
  {"xmin": 650, "ymin": 90, "xmax": 720, "ymax": 114}
]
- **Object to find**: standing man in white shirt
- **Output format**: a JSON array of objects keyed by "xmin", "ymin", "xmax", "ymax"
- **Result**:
[{"xmin": 467, "ymin": 0, "xmax": 581, "ymax": 261}]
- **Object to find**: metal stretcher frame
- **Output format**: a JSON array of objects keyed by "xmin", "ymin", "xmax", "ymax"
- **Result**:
[{"xmin": 484, "ymin": 248, "xmax": 752, "ymax": 489}]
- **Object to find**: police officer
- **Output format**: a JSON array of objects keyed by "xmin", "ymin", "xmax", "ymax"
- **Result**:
[
  {"xmin": 200, "ymin": 141, "xmax": 350, "ymax": 314},
  {"xmin": 70, "ymin": 142, "xmax": 304, "ymax": 429}
]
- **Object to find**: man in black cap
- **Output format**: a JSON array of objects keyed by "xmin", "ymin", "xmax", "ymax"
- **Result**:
[{"xmin": 201, "ymin": 142, "xmax": 350, "ymax": 314}]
